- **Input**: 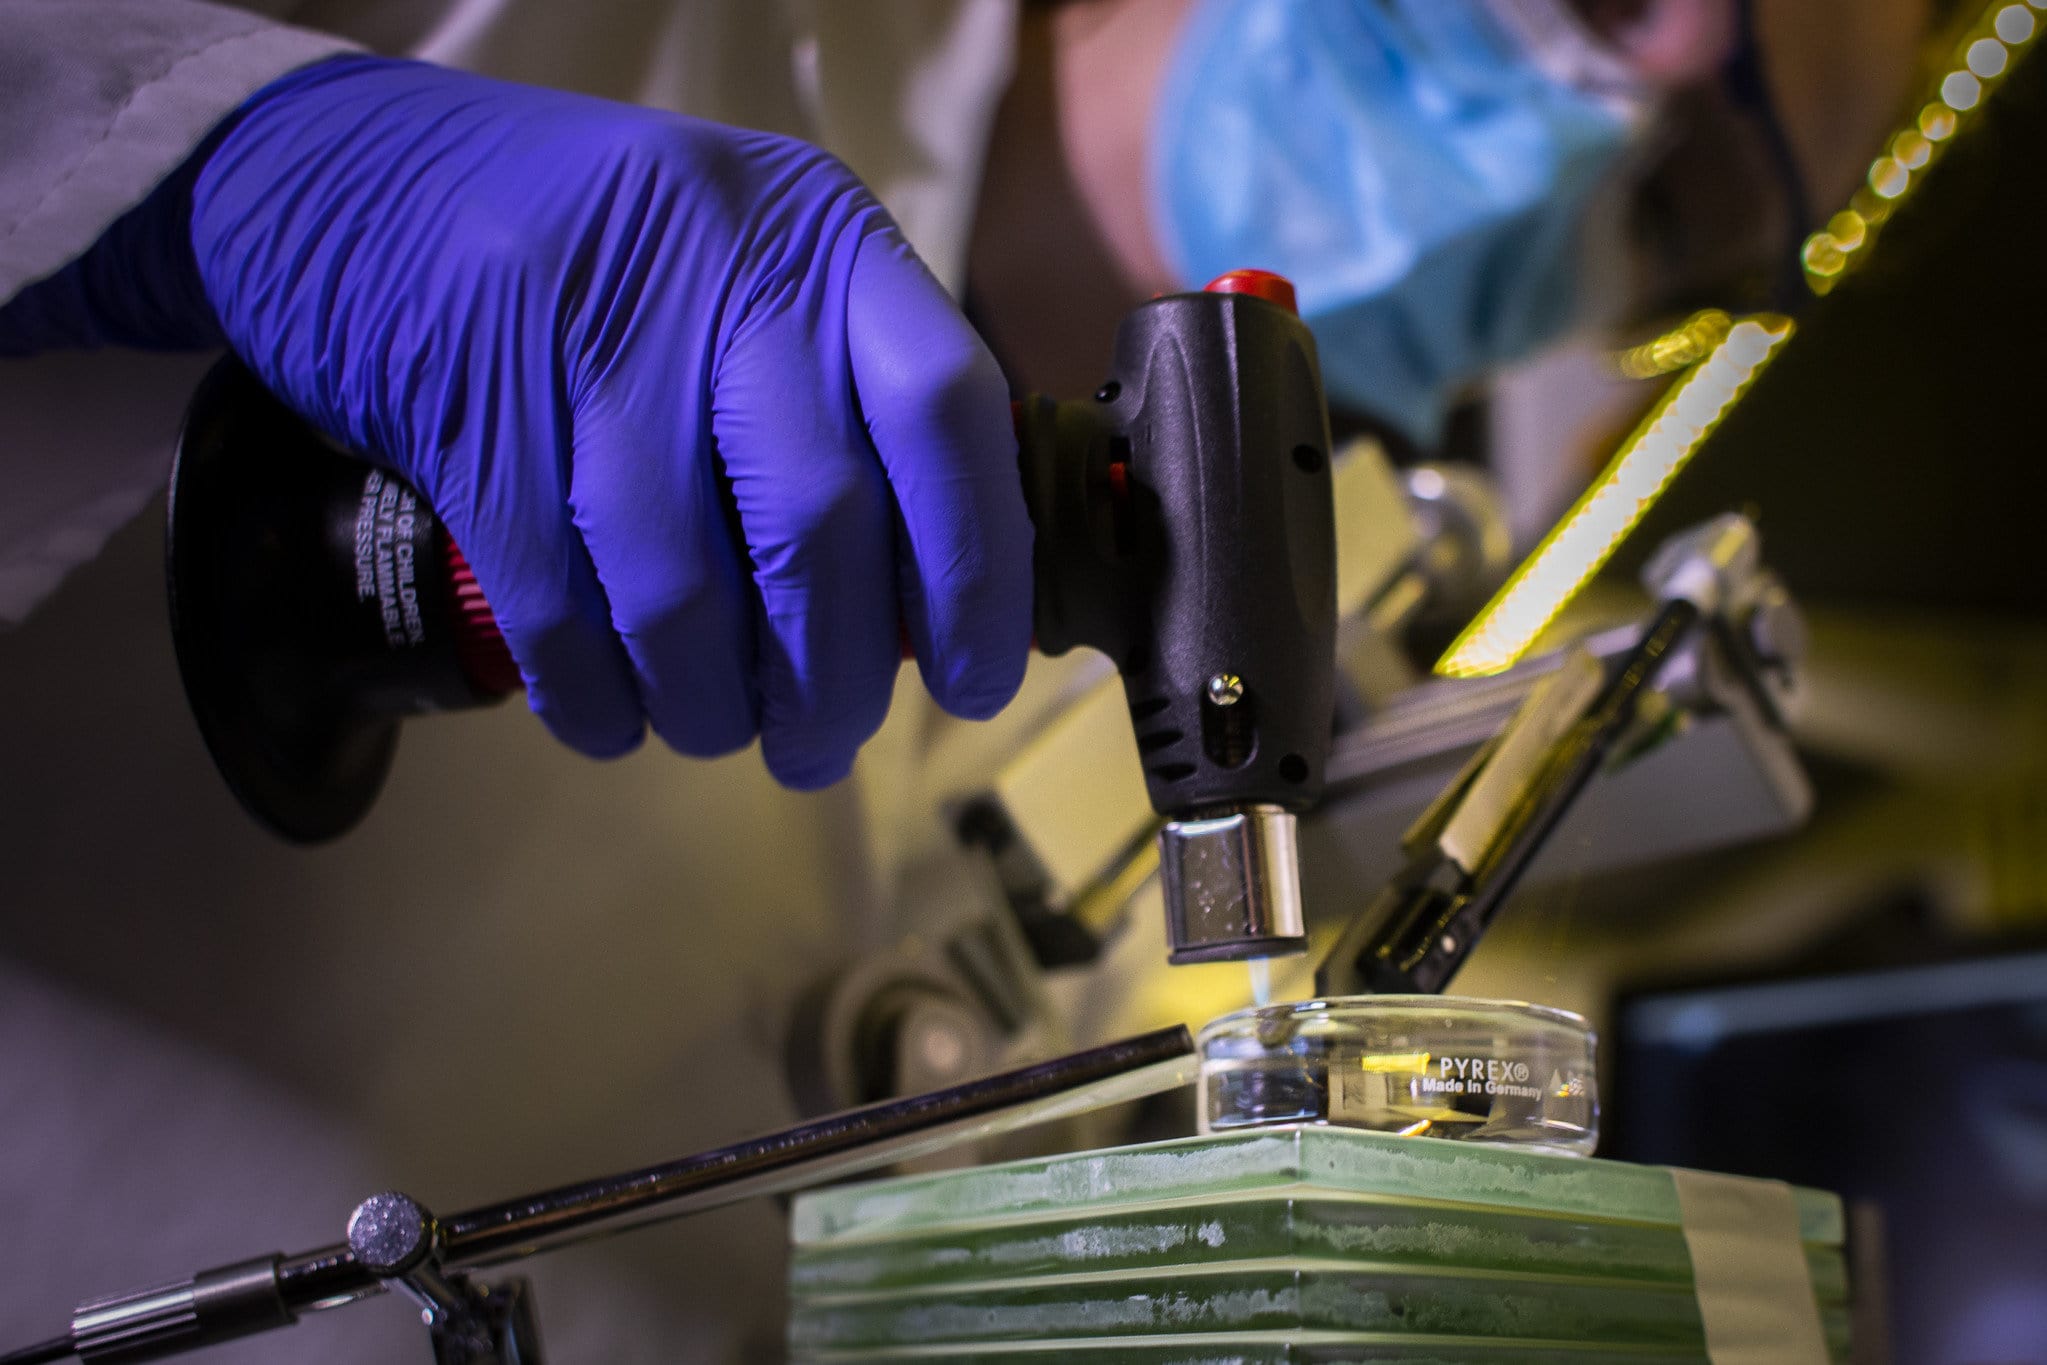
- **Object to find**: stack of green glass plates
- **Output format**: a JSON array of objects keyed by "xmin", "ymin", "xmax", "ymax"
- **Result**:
[{"xmin": 788, "ymin": 1125, "xmax": 1847, "ymax": 1363}]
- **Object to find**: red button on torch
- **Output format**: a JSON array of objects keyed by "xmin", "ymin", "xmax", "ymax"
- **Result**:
[{"xmin": 1201, "ymin": 269, "xmax": 1298, "ymax": 315}]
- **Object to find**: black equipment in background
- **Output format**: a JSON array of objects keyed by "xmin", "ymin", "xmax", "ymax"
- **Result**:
[{"xmin": 1609, "ymin": 943, "xmax": 2047, "ymax": 1365}]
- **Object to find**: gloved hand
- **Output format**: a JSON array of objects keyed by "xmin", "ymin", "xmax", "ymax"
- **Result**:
[{"xmin": 2, "ymin": 54, "xmax": 1032, "ymax": 789}]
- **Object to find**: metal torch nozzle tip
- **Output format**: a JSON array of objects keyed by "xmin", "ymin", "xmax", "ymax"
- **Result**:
[{"xmin": 1159, "ymin": 804, "xmax": 1306, "ymax": 966}]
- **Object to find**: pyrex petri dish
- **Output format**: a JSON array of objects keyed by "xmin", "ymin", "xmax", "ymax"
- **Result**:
[{"xmin": 1197, "ymin": 996, "xmax": 1599, "ymax": 1156}]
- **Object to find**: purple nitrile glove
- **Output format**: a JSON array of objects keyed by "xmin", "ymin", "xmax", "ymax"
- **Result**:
[{"xmin": 1, "ymin": 54, "xmax": 1032, "ymax": 789}]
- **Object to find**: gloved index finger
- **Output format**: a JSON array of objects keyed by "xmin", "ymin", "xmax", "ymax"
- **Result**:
[{"xmin": 846, "ymin": 231, "xmax": 1032, "ymax": 722}]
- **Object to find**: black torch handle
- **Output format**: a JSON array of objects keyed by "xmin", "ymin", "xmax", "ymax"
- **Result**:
[{"xmin": 167, "ymin": 271, "xmax": 1336, "ymax": 845}]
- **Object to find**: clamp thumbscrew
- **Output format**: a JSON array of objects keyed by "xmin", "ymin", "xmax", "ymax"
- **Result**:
[{"xmin": 347, "ymin": 1192, "xmax": 466, "ymax": 1324}]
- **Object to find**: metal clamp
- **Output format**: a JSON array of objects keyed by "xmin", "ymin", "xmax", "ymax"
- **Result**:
[
  {"xmin": 347, "ymin": 1192, "xmax": 542, "ymax": 1365},
  {"xmin": 1311, "ymin": 513, "xmax": 1811, "ymax": 998},
  {"xmin": 23, "ymin": 1027, "xmax": 1197, "ymax": 1365}
]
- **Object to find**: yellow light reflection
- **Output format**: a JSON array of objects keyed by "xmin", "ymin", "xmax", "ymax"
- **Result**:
[
  {"xmin": 1437, "ymin": 317, "xmax": 1796, "ymax": 679},
  {"xmin": 1614, "ymin": 309, "xmax": 1733, "ymax": 380},
  {"xmin": 1849, "ymin": 186, "xmax": 1895, "ymax": 227},
  {"xmin": 1356, "ymin": 1051, "xmax": 1433, "ymax": 1074},
  {"xmin": 1807, "ymin": 0, "xmax": 2038, "ymax": 295},
  {"xmin": 1449, "ymin": 0, "xmax": 2033, "ymax": 682},
  {"xmin": 1968, "ymin": 35, "xmax": 2011, "ymax": 75},
  {"xmin": 1921, "ymin": 104, "xmax": 1959, "ymax": 139},
  {"xmin": 1803, "ymin": 236, "xmax": 1846, "ymax": 278},
  {"xmin": 1869, "ymin": 156, "xmax": 1911, "ymax": 198}
]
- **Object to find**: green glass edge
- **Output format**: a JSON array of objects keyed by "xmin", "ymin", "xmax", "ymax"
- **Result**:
[{"xmin": 792, "ymin": 1126, "xmax": 1843, "ymax": 1248}]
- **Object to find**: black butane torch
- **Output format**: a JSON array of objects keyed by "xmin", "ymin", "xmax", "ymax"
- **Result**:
[{"xmin": 166, "ymin": 270, "xmax": 1338, "ymax": 965}]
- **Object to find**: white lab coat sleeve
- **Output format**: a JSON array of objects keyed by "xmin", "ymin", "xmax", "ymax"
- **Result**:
[
  {"xmin": 803, "ymin": 0, "xmax": 1015, "ymax": 296},
  {"xmin": 0, "ymin": 0, "xmax": 357, "ymax": 624}
]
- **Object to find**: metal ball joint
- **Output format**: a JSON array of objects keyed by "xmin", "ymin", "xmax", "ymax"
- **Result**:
[
  {"xmin": 344, "ymin": 1191, "xmax": 483, "ymax": 1339},
  {"xmin": 347, "ymin": 1192, "xmax": 437, "ymax": 1278}
]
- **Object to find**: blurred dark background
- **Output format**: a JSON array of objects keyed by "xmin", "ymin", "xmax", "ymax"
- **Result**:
[{"xmin": 1599, "ymin": 39, "xmax": 2047, "ymax": 1364}]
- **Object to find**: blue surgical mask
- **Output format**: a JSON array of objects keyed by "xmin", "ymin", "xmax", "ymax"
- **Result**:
[{"xmin": 1152, "ymin": 0, "xmax": 1650, "ymax": 444}]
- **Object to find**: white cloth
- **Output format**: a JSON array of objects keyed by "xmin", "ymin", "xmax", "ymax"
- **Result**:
[
  {"xmin": 0, "ymin": 3, "xmax": 1032, "ymax": 1359},
  {"xmin": 0, "ymin": 0, "xmax": 358, "ymax": 616}
]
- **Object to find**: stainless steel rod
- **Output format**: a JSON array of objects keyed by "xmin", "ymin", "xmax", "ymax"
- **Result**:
[
  {"xmin": 18, "ymin": 1026, "xmax": 1198, "ymax": 1362},
  {"xmin": 279, "ymin": 1024, "xmax": 1196, "ymax": 1306}
]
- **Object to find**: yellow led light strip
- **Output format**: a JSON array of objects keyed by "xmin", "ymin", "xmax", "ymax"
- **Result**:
[
  {"xmin": 1805, "ymin": 0, "xmax": 2043, "ymax": 293},
  {"xmin": 1436, "ymin": 0, "xmax": 2036, "ymax": 678},
  {"xmin": 1436, "ymin": 315, "xmax": 1794, "ymax": 679}
]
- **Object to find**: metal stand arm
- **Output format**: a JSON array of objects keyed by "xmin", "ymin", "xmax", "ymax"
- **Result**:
[{"xmin": 19, "ymin": 1026, "xmax": 1194, "ymax": 1364}]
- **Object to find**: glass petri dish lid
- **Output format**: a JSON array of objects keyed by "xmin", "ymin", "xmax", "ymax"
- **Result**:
[{"xmin": 1197, "ymin": 995, "xmax": 1599, "ymax": 1156}]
